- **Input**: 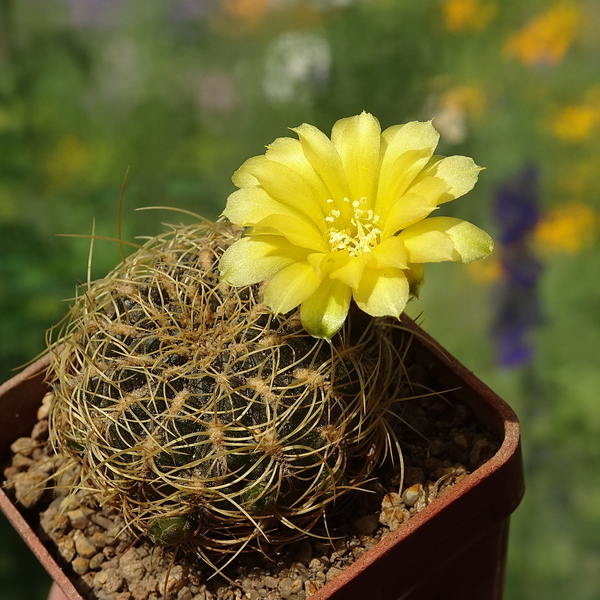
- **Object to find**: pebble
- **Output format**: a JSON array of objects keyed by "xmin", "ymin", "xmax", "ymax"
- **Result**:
[
  {"xmin": 12, "ymin": 453, "xmax": 33, "ymax": 470},
  {"xmin": 73, "ymin": 529, "xmax": 97, "ymax": 558},
  {"xmin": 93, "ymin": 567, "xmax": 125, "ymax": 595},
  {"xmin": 308, "ymin": 558, "xmax": 327, "ymax": 571},
  {"xmin": 452, "ymin": 403, "xmax": 471, "ymax": 425},
  {"xmin": 351, "ymin": 546, "xmax": 365, "ymax": 560},
  {"xmin": 37, "ymin": 392, "xmax": 53, "ymax": 421},
  {"xmin": 40, "ymin": 503, "xmax": 69, "ymax": 539},
  {"xmin": 119, "ymin": 547, "xmax": 146, "ymax": 581},
  {"xmin": 278, "ymin": 577, "xmax": 302, "ymax": 597},
  {"xmin": 31, "ymin": 419, "xmax": 49, "ymax": 441},
  {"xmin": 13, "ymin": 469, "xmax": 46, "ymax": 508},
  {"xmin": 177, "ymin": 587, "xmax": 194, "ymax": 600},
  {"xmin": 91, "ymin": 513, "xmax": 114, "ymax": 530},
  {"xmin": 428, "ymin": 439, "xmax": 446, "ymax": 457},
  {"xmin": 450, "ymin": 431, "xmax": 471, "ymax": 463},
  {"xmin": 470, "ymin": 437, "xmax": 497, "ymax": 468},
  {"xmin": 10, "ymin": 437, "xmax": 37, "ymax": 456},
  {"xmin": 59, "ymin": 495, "xmax": 79, "ymax": 513},
  {"xmin": 105, "ymin": 525, "xmax": 122, "ymax": 545},
  {"xmin": 129, "ymin": 582, "xmax": 151, "ymax": 600},
  {"xmin": 67, "ymin": 508, "xmax": 90, "ymax": 530},
  {"xmin": 57, "ymin": 535, "xmax": 77, "ymax": 563},
  {"xmin": 92, "ymin": 531, "xmax": 107, "ymax": 548},
  {"xmin": 290, "ymin": 562, "xmax": 309, "ymax": 579},
  {"xmin": 72, "ymin": 556, "xmax": 90, "ymax": 575},
  {"xmin": 158, "ymin": 565, "xmax": 186, "ymax": 596},
  {"xmin": 379, "ymin": 493, "xmax": 410, "ymax": 530},
  {"xmin": 313, "ymin": 571, "xmax": 326, "ymax": 585},
  {"xmin": 325, "ymin": 567, "xmax": 343, "ymax": 582},
  {"xmin": 401, "ymin": 484, "xmax": 422, "ymax": 508},
  {"xmin": 3, "ymin": 465, "xmax": 19, "ymax": 481},
  {"xmin": 352, "ymin": 514, "xmax": 379, "ymax": 535},
  {"xmin": 89, "ymin": 553, "xmax": 105, "ymax": 570},
  {"xmin": 304, "ymin": 580, "xmax": 320, "ymax": 596},
  {"xmin": 242, "ymin": 578, "xmax": 254, "ymax": 591}
]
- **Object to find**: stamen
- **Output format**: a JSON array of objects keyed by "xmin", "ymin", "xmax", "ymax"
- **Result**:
[{"xmin": 325, "ymin": 197, "xmax": 382, "ymax": 257}]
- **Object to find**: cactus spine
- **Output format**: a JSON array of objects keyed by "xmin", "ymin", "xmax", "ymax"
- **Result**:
[{"xmin": 49, "ymin": 219, "xmax": 407, "ymax": 558}]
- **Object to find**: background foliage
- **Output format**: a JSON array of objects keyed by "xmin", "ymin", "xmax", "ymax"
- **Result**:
[{"xmin": 1, "ymin": 1, "xmax": 599, "ymax": 598}]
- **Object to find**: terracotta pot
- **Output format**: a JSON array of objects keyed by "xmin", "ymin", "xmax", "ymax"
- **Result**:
[{"xmin": 0, "ymin": 317, "xmax": 524, "ymax": 600}]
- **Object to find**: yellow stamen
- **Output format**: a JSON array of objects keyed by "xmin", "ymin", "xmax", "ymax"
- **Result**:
[{"xmin": 325, "ymin": 196, "xmax": 382, "ymax": 256}]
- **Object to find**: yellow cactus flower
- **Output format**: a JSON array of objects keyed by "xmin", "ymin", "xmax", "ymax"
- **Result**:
[{"xmin": 219, "ymin": 112, "xmax": 493, "ymax": 338}]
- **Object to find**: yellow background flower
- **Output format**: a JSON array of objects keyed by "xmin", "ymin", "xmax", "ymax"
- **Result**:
[
  {"xmin": 549, "ymin": 87, "xmax": 600, "ymax": 142},
  {"xmin": 219, "ymin": 112, "xmax": 493, "ymax": 337},
  {"xmin": 503, "ymin": 2, "xmax": 581, "ymax": 67},
  {"xmin": 535, "ymin": 201, "xmax": 599, "ymax": 253},
  {"xmin": 441, "ymin": 0, "xmax": 497, "ymax": 33}
]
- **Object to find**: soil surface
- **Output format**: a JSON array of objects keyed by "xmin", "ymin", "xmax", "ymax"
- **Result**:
[{"xmin": 3, "ymin": 367, "xmax": 499, "ymax": 600}]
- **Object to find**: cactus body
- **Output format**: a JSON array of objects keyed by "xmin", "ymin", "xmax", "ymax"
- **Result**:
[{"xmin": 49, "ymin": 220, "xmax": 406, "ymax": 555}]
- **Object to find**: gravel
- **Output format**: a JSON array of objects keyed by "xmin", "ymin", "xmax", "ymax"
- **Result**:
[{"xmin": 3, "ymin": 383, "xmax": 499, "ymax": 600}]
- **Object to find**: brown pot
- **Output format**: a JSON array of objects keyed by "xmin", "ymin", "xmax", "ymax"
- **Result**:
[{"xmin": 0, "ymin": 317, "xmax": 524, "ymax": 600}]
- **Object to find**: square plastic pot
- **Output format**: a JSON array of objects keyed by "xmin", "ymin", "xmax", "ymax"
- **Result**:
[{"xmin": 0, "ymin": 317, "xmax": 524, "ymax": 600}]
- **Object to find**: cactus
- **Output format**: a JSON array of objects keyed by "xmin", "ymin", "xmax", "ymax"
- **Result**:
[{"xmin": 48, "ymin": 219, "xmax": 408, "ymax": 559}]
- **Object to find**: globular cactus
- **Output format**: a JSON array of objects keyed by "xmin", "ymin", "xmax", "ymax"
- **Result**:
[{"xmin": 48, "ymin": 219, "xmax": 407, "ymax": 559}]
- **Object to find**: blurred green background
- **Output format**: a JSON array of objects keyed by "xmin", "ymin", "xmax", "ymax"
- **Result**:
[{"xmin": 1, "ymin": 0, "xmax": 599, "ymax": 598}]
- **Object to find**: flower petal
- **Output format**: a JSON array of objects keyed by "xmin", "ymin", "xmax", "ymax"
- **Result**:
[
  {"xmin": 306, "ymin": 250, "xmax": 353, "ymax": 279},
  {"xmin": 331, "ymin": 111, "xmax": 381, "ymax": 204},
  {"xmin": 253, "ymin": 213, "xmax": 328, "ymax": 253},
  {"xmin": 234, "ymin": 155, "xmax": 325, "ymax": 226},
  {"xmin": 353, "ymin": 267, "xmax": 409, "ymax": 318},
  {"xmin": 299, "ymin": 278, "xmax": 352, "ymax": 338},
  {"xmin": 381, "ymin": 192, "xmax": 440, "ymax": 238},
  {"xmin": 329, "ymin": 253, "xmax": 371, "ymax": 290},
  {"xmin": 291, "ymin": 122, "xmax": 349, "ymax": 203},
  {"xmin": 410, "ymin": 155, "xmax": 483, "ymax": 204},
  {"xmin": 231, "ymin": 155, "xmax": 262, "ymax": 188},
  {"xmin": 265, "ymin": 136, "xmax": 331, "ymax": 201},
  {"xmin": 399, "ymin": 217, "xmax": 494, "ymax": 263},
  {"xmin": 376, "ymin": 121, "xmax": 440, "ymax": 216},
  {"xmin": 223, "ymin": 187, "xmax": 306, "ymax": 227},
  {"xmin": 370, "ymin": 236, "xmax": 409, "ymax": 270},
  {"xmin": 404, "ymin": 174, "xmax": 450, "ymax": 205},
  {"xmin": 219, "ymin": 236, "xmax": 309, "ymax": 286},
  {"xmin": 263, "ymin": 262, "xmax": 322, "ymax": 315}
]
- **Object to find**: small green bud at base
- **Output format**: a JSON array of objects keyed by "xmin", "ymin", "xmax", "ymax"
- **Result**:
[
  {"xmin": 65, "ymin": 432, "xmax": 84, "ymax": 453},
  {"xmin": 148, "ymin": 515, "xmax": 197, "ymax": 546},
  {"xmin": 240, "ymin": 481, "xmax": 278, "ymax": 514}
]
